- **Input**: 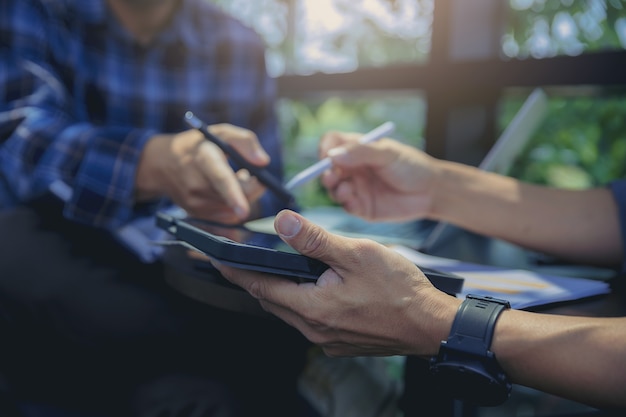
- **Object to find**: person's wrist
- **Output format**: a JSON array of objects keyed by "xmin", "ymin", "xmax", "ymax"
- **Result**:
[
  {"xmin": 487, "ymin": 308, "xmax": 521, "ymax": 371},
  {"xmin": 405, "ymin": 288, "xmax": 462, "ymax": 357},
  {"xmin": 430, "ymin": 293, "xmax": 463, "ymax": 355},
  {"xmin": 135, "ymin": 134, "xmax": 170, "ymax": 199},
  {"xmin": 426, "ymin": 159, "xmax": 468, "ymax": 222},
  {"xmin": 415, "ymin": 155, "xmax": 446, "ymax": 221}
]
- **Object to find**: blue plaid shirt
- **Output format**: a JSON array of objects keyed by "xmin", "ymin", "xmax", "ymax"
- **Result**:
[{"xmin": 0, "ymin": 0, "xmax": 286, "ymax": 260}]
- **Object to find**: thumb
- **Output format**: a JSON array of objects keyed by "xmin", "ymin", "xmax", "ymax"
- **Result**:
[
  {"xmin": 274, "ymin": 210, "xmax": 350, "ymax": 268},
  {"xmin": 327, "ymin": 139, "xmax": 397, "ymax": 169}
]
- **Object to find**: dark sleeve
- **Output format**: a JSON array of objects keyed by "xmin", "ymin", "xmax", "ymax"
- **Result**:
[{"xmin": 609, "ymin": 179, "xmax": 626, "ymax": 273}]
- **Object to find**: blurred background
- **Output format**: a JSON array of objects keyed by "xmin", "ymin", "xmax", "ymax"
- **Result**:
[{"xmin": 208, "ymin": 0, "xmax": 626, "ymax": 207}]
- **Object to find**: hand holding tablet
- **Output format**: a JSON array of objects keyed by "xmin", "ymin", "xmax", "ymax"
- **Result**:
[{"xmin": 155, "ymin": 212, "xmax": 464, "ymax": 294}]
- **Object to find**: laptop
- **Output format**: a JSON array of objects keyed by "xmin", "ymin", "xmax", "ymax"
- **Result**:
[{"xmin": 246, "ymin": 88, "xmax": 549, "ymax": 251}]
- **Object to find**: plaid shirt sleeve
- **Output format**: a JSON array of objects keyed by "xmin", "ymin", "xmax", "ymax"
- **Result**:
[{"xmin": 0, "ymin": 0, "xmax": 155, "ymax": 228}]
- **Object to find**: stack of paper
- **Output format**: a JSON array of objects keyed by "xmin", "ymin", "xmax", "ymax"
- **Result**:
[{"xmin": 390, "ymin": 245, "xmax": 612, "ymax": 309}]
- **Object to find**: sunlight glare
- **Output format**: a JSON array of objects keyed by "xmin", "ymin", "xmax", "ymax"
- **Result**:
[
  {"xmin": 510, "ymin": 0, "xmax": 535, "ymax": 11},
  {"xmin": 553, "ymin": 12, "xmax": 576, "ymax": 40},
  {"xmin": 302, "ymin": 0, "xmax": 346, "ymax": 33}
]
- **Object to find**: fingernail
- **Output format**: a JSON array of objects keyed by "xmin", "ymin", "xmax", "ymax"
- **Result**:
[
  {"xmin": 327, "ymin": 147, "xmax": 347, "ymax": 157},
  {"xmin": 238, "ymin": 169, "xmax": 250, "ymax": 181},
  {"xmin": 233, "ymin": 205, "xmax": 247, "ymax": 219},
  {"xmin": 254, "ymin": 149, "xmax": 270, "ymax": 163},
  {"xmin": 275, "ymin": 212, "xmax": 301, "ymax": 238}
]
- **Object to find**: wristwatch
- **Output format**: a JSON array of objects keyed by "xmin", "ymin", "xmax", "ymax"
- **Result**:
[{"xmin": 429, "ymin": 294, "xmax": 512, "ymax": 406}]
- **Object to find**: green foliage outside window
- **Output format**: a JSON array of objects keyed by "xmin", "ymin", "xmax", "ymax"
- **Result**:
[
  {"xmin": 499, "ymin": 93, "xmax": 626, "ymax": 189},
  {"xmin": 503, "ymin": 0, "xmax": 626, "ymax": 58}
]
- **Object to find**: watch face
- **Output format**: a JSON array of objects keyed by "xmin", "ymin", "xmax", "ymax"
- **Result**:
[{"xmin": 430, "ymin": 362, "xmax": 511, "ymax": 406}]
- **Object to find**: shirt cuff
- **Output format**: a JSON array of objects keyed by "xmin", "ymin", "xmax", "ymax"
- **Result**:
[{"xmin": 66, "ymin": 127, "xmax": 157, "ymax": 229}]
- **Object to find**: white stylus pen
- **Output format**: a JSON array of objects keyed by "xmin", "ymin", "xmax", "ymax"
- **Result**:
[{"xmin": 284, "ymin": 121, "xmax": 396, "ymax": 191}]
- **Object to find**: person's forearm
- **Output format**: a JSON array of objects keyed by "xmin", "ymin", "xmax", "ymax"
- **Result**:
[
  {"xmin": 428, "ymin": 160, "xmax": 623, "ymax": 267},
  {"xmin": 492, "ymin": 310, "xmax": 626, "ymax": 408}
]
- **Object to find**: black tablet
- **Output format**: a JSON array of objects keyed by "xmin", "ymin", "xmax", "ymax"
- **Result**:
[
  {"xmin": 156, "ymin": 212, "xmax": 328, "ymax": 281},
  {"xmin": 156, "ymin": 212, "xmax": 464, "ymax": 294}
]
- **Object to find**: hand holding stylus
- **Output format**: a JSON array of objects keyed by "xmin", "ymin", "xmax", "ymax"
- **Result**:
[
  {"xmin": 185, "ymin": 112, "xmax": 295, "ymax": 205},
  {"xmin": 284, "ymin": 121, "xmax": 395, "ymax": 190}
]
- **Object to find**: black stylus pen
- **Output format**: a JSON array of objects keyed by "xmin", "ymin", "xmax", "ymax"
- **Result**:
[{"xmin": 184, "ymin": 111, "xmax": 295, "ymax": 204}]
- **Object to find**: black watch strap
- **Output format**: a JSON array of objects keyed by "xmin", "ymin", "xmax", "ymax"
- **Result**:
[
  {"xmin": 429, "ymin": 294, "xmax": 512, "ymax": 406},
  {"xmin": 446, "ymin": 294, "xmax": 510, "ymax": 355}
]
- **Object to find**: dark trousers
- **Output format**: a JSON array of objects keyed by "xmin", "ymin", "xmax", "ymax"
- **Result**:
[{"xmin": 0, "ymin": 197, "xmax": 310, "ymax": 417}]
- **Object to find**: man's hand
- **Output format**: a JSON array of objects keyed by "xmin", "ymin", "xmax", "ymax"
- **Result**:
[
  {"xmin": 320, "ymin": 132, "xmax": 439, "ymax": 222},
  {"xmin": 214, "ymin": 210, "xmax": 459, "ymax": 357},
  {"xmin": 136, "ymin": 124, "xmax": 270, "ymax": 223}
]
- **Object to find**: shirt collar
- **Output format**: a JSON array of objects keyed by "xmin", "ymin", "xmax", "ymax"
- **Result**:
[{"xmin": 168, "ymin": 0, "xmax": 207, "ymax": 47}]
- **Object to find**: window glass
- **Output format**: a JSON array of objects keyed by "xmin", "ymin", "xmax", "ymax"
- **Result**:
[
  {"xmin": 209, "ymin": 0, "xmax": 433, "ymax": 76},
  {"xmin": 503, "ymin": 0, "xmax": 626, "ymax": 59}
]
